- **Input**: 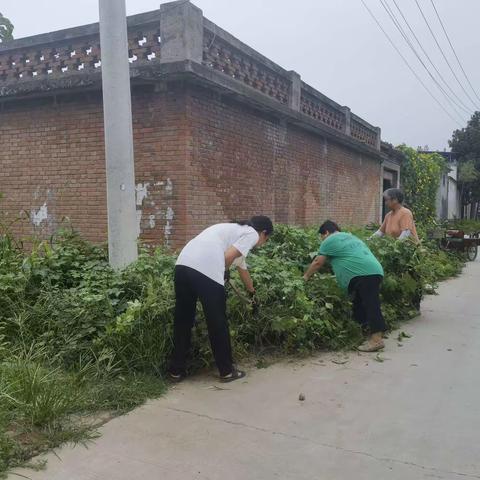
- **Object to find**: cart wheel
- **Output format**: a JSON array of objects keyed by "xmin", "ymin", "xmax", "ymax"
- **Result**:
[{"xmin": 466, "ymin": 244, "xmax": 478, "ymax": 262}]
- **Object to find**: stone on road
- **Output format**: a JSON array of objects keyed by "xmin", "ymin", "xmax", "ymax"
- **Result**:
[{"xmin": 10, "ymin": 261, "xmax": 480, "ymax": 479}]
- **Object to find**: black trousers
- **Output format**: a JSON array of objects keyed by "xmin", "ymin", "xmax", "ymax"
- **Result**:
[
  {"xmin": 170, "ymin": 265, "xmax": 233, "ymax": 377},
  {"xmin": 348, "ymin": 275, "xmax": 387, "ymax": 334}
]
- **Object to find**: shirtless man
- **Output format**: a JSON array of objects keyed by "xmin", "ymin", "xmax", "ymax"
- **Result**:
[{"xmin": 373, "ymin": 188, "xmax": 419, "ymax": 243}]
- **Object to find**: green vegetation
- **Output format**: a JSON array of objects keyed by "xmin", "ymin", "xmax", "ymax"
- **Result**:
[
  {"xmin": 399, "ymin": 145, "xmax": 447, "ymax": 226},
  {"xmin": 450, "ymin": 111, "xmax": 480, "ymax": 218},
  {"xmin": 449, "ymin": 219, "xmax": 480, "ymax": 234},
  {"xmin": 0, "ymin": 224, "xmax": 464, "ymax": 476},
  {"xmin": 0, "ymin": 13, "xmax": 13, "ymax": 42}
]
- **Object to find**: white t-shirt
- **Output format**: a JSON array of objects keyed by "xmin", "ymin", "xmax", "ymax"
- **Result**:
[
  {"xmin": 231, "ymin": 255, "xmax": 248, "ymax": 270},
  {"xmin": 176, "ymin": 223, "xmax": 259, "ymax": 285}
]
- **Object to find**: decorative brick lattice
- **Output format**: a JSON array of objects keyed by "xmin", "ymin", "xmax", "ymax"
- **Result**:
[
  {"xmin": 300, "ymin": 90, "xmax": 345, "ymax": 132},
  {"xmin": 127, "ymin": 27, "xmax": 161, "ymax": 64},
  {"xmin": 351, "ymin": 118, "xmax": 377, "ymax": 147},
  {"xmin": 202, "ymin": 29, "xmax": 290, "ymax": 105},
  {"xmin": 0, "ymin": 25, "xmax": 161, "ymax": 84}
]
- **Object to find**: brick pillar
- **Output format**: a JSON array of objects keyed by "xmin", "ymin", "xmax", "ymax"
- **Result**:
[
  {"xmin": 342, "ymin": 106, "xmax": 351, "ymax": 136},
  {"xmin": 160, "ymin": 0, "xmax": 204, "ymax": 64},
  {"xmin": 288, "ymin": 70, "xmax": 301, "ymax": 111}
]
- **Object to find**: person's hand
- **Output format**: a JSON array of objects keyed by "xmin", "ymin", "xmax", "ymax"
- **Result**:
[
  {"xmin": 250, "ymin": 292, "xmax": 259, "ymax": 315},
  {"xmin": 250, "ymin": 293, "xmax": 259, "ymax": 315},
  {"xmin": 224, "ymin": 270, "xmax": 231, "ymax": 283},
  {"xmin": 303, "ymin": 274, "xmax": 309, "ymax": 282}
]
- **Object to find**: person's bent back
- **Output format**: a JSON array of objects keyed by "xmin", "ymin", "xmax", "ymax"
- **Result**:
[
  {"xmin": 169, "ymin": 215, "xmax": 273, "ymax": 383},
  {"xmin": 304, "ymin": 220, "xmax": 387, "ymax": 352}
]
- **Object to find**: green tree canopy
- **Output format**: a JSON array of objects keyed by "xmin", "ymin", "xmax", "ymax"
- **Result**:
[
  {"xmin": 450, "ymin": 111, "xmax": 480, "ymax": 211},
  {"xmin": 0, "ymin": 12, "xmax": 14, "ymax": 42},
  {"xmin": 458, "ymin": 159, "xmax": 480, "ymax": 184},
  {"xmin": 450, "ymin": 112, "xmax": 480, "ymax": 160}
]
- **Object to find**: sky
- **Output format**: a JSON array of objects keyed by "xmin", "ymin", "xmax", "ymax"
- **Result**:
[{"xmin": 2, "ymin": 0, "xmax": 480, "ymax": 150}]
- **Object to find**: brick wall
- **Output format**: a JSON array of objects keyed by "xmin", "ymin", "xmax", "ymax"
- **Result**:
[
  {"xmin": 0, "ymin": 85, "xmax": 189, "ymax": 247},
  {"xmin": 0, "ymin": 82, "xmax": 381, "ymax": 249},
  {"xmin": 186, "ymin": 84, "xmax": 381, "ymax": 238},
  {"xmin": 1, "ymin": 95, "xmax": 108, "ymax": 243}
]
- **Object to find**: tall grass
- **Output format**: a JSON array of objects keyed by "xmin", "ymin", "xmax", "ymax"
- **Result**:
[{"xmin": 0, "ymin": 340, "xmax": 165, "ymax": 477}]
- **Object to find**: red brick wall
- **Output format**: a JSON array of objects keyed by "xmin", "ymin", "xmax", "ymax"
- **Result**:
[
  {"xmin": 0, "ymin": 86, "xmax": 189, "ymax": 247},
  {"xmin": 0, "ymin": 83, "xmax": 380, "ymax": 249},
  {"xmin": 186, "ymin": 84, "xmax": 381, "ymax": 238},
  {"xmin": 0, "ymin": 95, "xmax": 108, "ymax": 243}
]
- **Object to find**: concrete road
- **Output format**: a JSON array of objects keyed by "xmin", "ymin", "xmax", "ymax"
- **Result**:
[{"xmin": 9, "ymin": 261, "xmax": 480, "ymax": 480}]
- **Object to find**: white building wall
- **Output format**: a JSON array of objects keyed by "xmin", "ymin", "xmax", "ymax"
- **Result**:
[
  {"xmin": 436, "ymin": 172, "xmax": 449, "ymax": 220},
  {"xmin": 447, "ymin": 164, "xmax": 461, "ymax": 219}
]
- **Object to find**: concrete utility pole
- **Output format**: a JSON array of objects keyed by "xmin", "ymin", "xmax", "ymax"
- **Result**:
[{"xmin": 99, "ymin": 0, "xmax": 138, "ymax": 268}]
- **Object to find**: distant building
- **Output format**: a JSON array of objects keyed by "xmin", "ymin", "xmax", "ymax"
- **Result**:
[
  {"xmin": 422, "ymin": 150, "xmax": 461, "ymax": 220},
  {"xmin": 447, "ymin": 163, "xmax": 461, "ymax": 220}
]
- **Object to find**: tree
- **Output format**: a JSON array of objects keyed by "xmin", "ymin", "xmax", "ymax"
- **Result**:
[
  {"xmin": 399, "ymin": 145, "xmax": 446, "ymax": 225},
  {"xmin": 450, "ymin": 111, "xmax": 480, "ymax": 218},
  {"xmin": 0, "ymin": 12, "xmax": 13, "ymax": 42}
]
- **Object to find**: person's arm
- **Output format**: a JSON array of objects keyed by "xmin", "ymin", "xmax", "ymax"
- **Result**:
[
  {"xmin": 303, "ymin": 255, "xmax": 327, "ymax": 281},
  {"xmin": 237, "ymin": 267, "xmax": 255, "ymax": 293},
  {"xmin": 398, "ymin": 210, "xmax": 415, "ymax": 241},
  {"xmin": 225, "ymin": 246, "xmax": 242, "ymax": 269},
  {"xmin": 371, "ymin": 217, "xmax": 387, "ymax": 239}
]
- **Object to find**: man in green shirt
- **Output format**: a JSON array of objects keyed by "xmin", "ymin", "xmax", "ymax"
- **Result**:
[{"xmin": 304, "ymin": 220, "xmax": 386, "ymax": 352}]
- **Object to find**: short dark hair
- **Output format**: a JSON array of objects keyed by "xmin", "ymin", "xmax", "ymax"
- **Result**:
[
  {"xmin": 250, "ymin": 215, "xmax": 274, "ymax": 235},
  {"xmin": 318, "ymin": 220, "xmax": 341, "ymax": 235},
  {"xmin": 233, "ymin": 215, "xmax": 274, "ymax": 235},
  {"xmin": 384, "ymin": 188, "xmax": 404, "ymax": 204}
]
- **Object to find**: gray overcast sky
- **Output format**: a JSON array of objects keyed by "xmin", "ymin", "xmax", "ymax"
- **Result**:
[{"xmin": 2, "ymin": 0, "xmax": 479, "ymax": 150}]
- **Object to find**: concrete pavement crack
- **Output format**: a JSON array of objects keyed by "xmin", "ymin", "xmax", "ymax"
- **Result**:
[{"xmin": 166, "ymin": 407, "xmax": 480, "ymax": 479}]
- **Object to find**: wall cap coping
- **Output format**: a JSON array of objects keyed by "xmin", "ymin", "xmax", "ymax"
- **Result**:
[{"xmin": 0, "ymin": 10, "xmax": 161, "ymax": 53}]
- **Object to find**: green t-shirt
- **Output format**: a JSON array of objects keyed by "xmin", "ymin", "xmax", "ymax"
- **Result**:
[{"xmin": 319, "ymin": 232, "xmax": 384, "ymax": 291}]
